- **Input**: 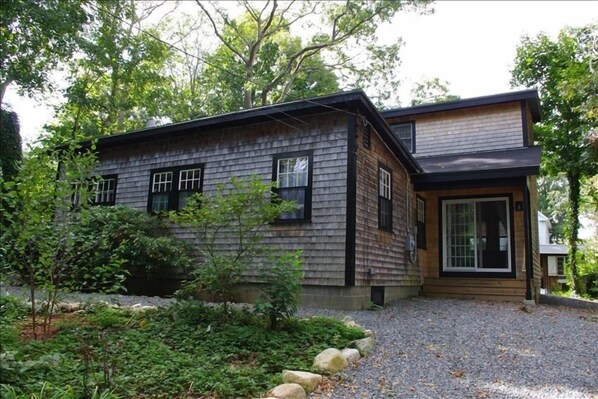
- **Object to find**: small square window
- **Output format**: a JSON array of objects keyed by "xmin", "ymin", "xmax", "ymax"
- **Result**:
[
  {"xmin": 391, "ymin": 122, "xmax": 415, "ymax": 153},
  {"xmin": 94, "ymin": 175, "xmax": 118, "ymax": 206}
]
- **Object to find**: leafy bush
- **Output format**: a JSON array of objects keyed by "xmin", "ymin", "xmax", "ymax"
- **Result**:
[
  {"xmin": 171, "ymin": 176, "xmax": 296, "ymax": 314},
  {"xmin": 69, "ymin": 205, "xmax": 193, "ymax": 292},
  {"xmin": 0, "ymin": 296, "xmax": 28, "ymax": 323},
  {"xmin": 577, "ymin": 244, "xmax": 598, "ymax": 298},
  {"xmin": 255, "ymin": 251, "xmax": 304, "ymax": 329}
]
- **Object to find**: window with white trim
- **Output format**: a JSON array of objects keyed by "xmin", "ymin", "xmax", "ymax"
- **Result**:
[
  {"xmin": 94, "ymin": 175, "xmax": 117, "ymax": 205},
  {"xmin": 148, "ymin": 165, "xmax": 203, "ymax": 212},
  {"xmin": 442, "ymin": 197, "xmax": 512, "ymax": 273},
  {"xmin": 391, "ymin": 122, "xmax": 415, "ymax": 153},
  {"xmin": 556, "ymin": 256, "xmax": 565, "ymax": 276},
  {"xmin": 378, "ymin": 166, "xmax": 392, "ymax": 231},
  {"xmin": 273, "ymin": 151, "xmax": 312, "ymax": 221}
]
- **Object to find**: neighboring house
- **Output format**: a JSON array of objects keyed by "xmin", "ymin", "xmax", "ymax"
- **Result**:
[
  {"xmin": 88, "ymin": 89, "xmax": 542, "ymax": 309},
  {"xmin": 538, "ymin": 212, "xmax": 569, "ymax": 292}
]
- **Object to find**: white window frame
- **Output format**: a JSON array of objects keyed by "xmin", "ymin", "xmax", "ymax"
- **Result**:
[
  {"xmin": 442, "ymin": 196, "xmax": 512, "ymax": 273},
  {"xmin": 94, "ymin": 176, "xmax": 117, "ymax": 205},
  {"xmin": 379, "ymin": 168, "xmax": 392, "ymax": 199}
]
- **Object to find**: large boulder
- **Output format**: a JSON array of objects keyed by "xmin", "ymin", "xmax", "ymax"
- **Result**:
[
  {"xmin": 351, "ymin": 336, "xmax": 376, "ymax": 356},
  {"xmin": 341, "ymin": 348, "xmax": 361, "ymax": 364},
  {"xmin": 267, "ymin": 383, "xmax": 306, "ymax": 399},
  {"xmin": 313, "ymin": 348, "xmax": 348, "ymax": 373},
  {"xmin": 281, "ymin": 370, "xmax": 322, "ymax": 392}
]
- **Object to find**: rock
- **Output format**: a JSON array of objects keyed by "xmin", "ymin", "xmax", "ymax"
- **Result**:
[
  {"xmin": 341, "ymin": 348, "xmax": 361, "ymax": 364},
  {"xmin": 364, "ymin": 329, "xmax": 375, "ymax": 338},
  {"xmin": 313, "ymin": 348, "xmax": 348, "ymax": 373},
  {"xmin": 351, "ymin": 336, "xmax": 376, "ymax": 356},
  {"xmin": 344, "ymin": 320, "xmax": 359, "ymax": 328},
  {"xmin": 59, "ymin": 302, "xmax": 82, "ymax": 313},
  {"xmin": 281, "ymin": 370, "xmax": 322, "ymax": 392},
  {"xmin": 267, "ymin": 383, "xmax": 306, "ymax": 399}
]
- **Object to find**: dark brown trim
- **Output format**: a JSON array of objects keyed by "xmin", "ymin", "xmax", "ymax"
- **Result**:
[
  {"xmin": 345, "ymin": 114, "xmax": 357, "ymax": 287},
  {"xmin": 416, "ymin": 195, "xmax": 426, "ymax": 249},
  {"xmin": 523, "ymin": 180, "xmax": 533, "ymax": 300},
  {"xmin": 438, "ymin": 193, "xmax": 516, "ymax": 279},
  {"xmin": 415, "ymin": 176, "xmax": 527, "ymax": 191},
  {"xmin": 271, "ymin": 150, "xmax": 313, "ymax": 223},
  {"xmin": 521, "ymin": 100, "xmax": 530, "ymax": 147}
]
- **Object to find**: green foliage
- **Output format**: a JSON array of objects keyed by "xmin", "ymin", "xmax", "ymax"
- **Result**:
[
  {"xmin": 69, "ymin": 205, "xmax": 193, "ymax": 292},
  {"xmin": 255, "ymin": 251, "xmax": 304, "ymax": 329},
  {"xmin": 0, "ymin": 296, "xmax": 28, "ymax": 323},
  {"xmin": 0, "ymin": 144, "xmax": 98, "ymax": 338},
  {"xmin": 47, "ymin": 1, "xmax": 174, "ymax": 142},
  {"xmin": 0, "ymin": 299, "xmax": 364, "ymax": 398},
  {"xmin": 577, "ymin": 243, "xmax": 598, "ymax": 298},
  {"xmin": 171, "ymin": 176, "xmax": 296, "ymax": 314},
  {"xmin": 0, "ymin": 382, "xmax": 116, "ymax": 399},
  {"xmin": 409, "ymin": 78, "xmax": 460, "ymax": 106},
  {"xmin": 0, "ymin": 0, "xmax": 89, "ymax": 105},
  {"xmin": 511, "ymin": 24, "xmax": 598, "ymax": 294}
]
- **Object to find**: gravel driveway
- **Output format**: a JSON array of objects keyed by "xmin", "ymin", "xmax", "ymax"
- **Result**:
[
  {"xmin": 301, "ymin": 298, "xmax": 598, "ymax": 399},
  {"xmin": 2, "ymin": 285, "xmax": 596, "ymax": 399}
]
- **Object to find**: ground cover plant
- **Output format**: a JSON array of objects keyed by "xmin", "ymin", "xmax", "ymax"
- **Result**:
[{"xmin": 0, "ymin": 297, "xmax": 365, "ymax": 398}]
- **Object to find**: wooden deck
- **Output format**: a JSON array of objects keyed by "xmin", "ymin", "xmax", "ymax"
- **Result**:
[{"xmin": 421, "ymin": 277, "xmax": 527, "ymax": 302}]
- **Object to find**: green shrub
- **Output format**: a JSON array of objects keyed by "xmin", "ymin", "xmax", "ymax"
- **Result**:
[
  {"xmin": 255, "ymin": 251, "xmax": 304, "ymax": 329},
  {"xmin": 577, "ymin": 244, "xmax": 598, "ymax": 298},
  {"xmin": 0, "ymin": 296, "xmax": 28, "ymax": 323},
  {"xmin": 69, "ymin": 205, "xmax": 193, "ymax": 292}
]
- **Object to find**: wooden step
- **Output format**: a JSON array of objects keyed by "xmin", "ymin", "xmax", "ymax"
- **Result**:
[{"xmin": 421, "ymin": 277, "xmax": 526, "ymax": 301}]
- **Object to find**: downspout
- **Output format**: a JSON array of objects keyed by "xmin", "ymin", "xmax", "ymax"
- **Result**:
[{"xmin": 522, "ymin": 180, "xmax": 533, "ymax": 301}]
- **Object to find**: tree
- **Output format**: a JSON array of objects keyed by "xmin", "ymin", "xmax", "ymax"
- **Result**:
[
  {"xmin": 0, "ymin": 0, "xmax": 89, "ymax": 106},
  {"xmin": 196, "ymin": 0, "xmax": 430, "ymax": 110},
  {"xmin": 0, "ymin": 109, "xmax": 22, "ymax": 180},
  {"xmin": 47, "ymin": 0, "xmax": 174, "ymax": 142},
  {"xmin": 511, "ymin": 24, "xmax": 598, "ymax": 294},
  {"xmin": 410, "ymin": 78, "xmax": 460, "ymax": 106},
  {"xmin": 537, "ymin": 176, "xmax": 568, "ymax": 243},
  {"xmin": 170, "ymin": 176, "xmax": 296, "ymax": 315},
  {"xmin": 200, "ymin": 12, "xmax": 339, "ymax": 115},
  {"xmin": 0, "ymin": 145, "xmax": 98, "ymax": 339}
]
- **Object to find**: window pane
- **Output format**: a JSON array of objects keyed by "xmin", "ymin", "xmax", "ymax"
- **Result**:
[
  {"xmin": 278, "ymin": 187, "xmax": 305, "ymax": 219},
  {"xmin": 95, "ymin": 178, "xmax": 116, "ymax": 204},
  {"xmin": 446, "ymin": 202, "xmax": 475, "ymax": 268},
  {"xmin": 476, "ymin": 201, "xmax": 509, "ymax": 269},
  {"xmin": 278, "ymin": 156, "xmax": 309, "ymax": 188},
  {"xmin": 179, "ymin": 168, "xmax": 201, "ymax": 191},
  {"xmin": 151, "ymin": 193, "xmax": 169, "ymax": 212},
  {"xmin": 153, "ymin": 172, "xmax": 173, "ymax": 193},
  {"xmin": 379, "ymin": 168, "xmax": 391, "ymax": 199}
]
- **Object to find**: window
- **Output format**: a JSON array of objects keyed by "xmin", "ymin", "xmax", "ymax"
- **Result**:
[
  {"xmin": 391, "ymin": 122, "xmax": 415, "ymax": 153},
  {"xmin": 416, "ymin": 196, "xmax": 426, "ymax": 249},
  {"xmin": 556, "ymin": 256, "xmax": 565, "ymax": 276},
  {"xmin": 93, "ymin": 175, "xmax": 117, "ymax": 205},
  {"xmin": 442, "ymin": 197, "xmax": 512, "ymax": 273},
  {"xmin": 148, "ymin": 164, "xmax": 203, "ymax": 212},
  {"xmin": 272, "ymin": 151, "xmax": 312, "ymax": 221},
  {"xmin": 378, "ymin": 165, "xmax": 392, "ymax": 231}
]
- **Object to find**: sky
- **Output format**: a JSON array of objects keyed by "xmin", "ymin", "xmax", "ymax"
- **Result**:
[{"xmin": 5, "ymin": 1, "xmax": 597, "ymax": 146}]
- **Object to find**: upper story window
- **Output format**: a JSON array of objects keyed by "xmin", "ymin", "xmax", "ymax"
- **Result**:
[
  {"xmin": 148, "ymin": 164, "xmax": 203, "ymax": 212},
  {"xmin": 93, "ymin": 175, "xmax": 117, "ymax": 206},
  {"xmin": 391, "ymin": 122, "xmax": 415, "ymax": 153},
  {"xmin": 416, "ymin": 196, "xmax": 426, "ymax": 249},
  {"xmin": 273, "ymin": 151, "xmax": 313, "ymax": 222},
  {"xmin": 378, "ymin": 165, "xmax": 392, "ymax": 231}
]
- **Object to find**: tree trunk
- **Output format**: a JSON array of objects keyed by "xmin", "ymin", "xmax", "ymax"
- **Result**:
[
  {"xmin": 566, "ymin": 172, "xmax": 582, "ymax": 294},
  {"xmin": 0, "ymin": 80, "xmax": 12, "ymax": 108}
]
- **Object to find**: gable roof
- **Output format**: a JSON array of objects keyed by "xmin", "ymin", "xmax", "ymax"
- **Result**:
[
  {"xmin": 89, "ymin": 89, "xmax": 421, "ymax": 174},
  {"xmin": 381, "ymin": 89, "xmax": 541, "ymax": 122}
]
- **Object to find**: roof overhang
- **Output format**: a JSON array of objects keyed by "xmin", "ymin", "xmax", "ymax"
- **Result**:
[
  {"xmin": 413, "ymin": 146, "xmax": 541, "ymax": 190},
  {"xmin": 382, "ymin": 89, "xmax": 542, "ymax": 123},
  {"xmin": 86, "ymin": 90, "xmax": 421, "ymax": 174},
  {"xmin": 540, "ymin": 244, "xmax": 569, "ymax": 255}
]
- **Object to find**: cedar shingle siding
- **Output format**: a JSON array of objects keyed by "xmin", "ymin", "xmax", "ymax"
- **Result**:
[{"xmin": 95, "ymin": 112, "xmax": 350, "ymax": 287}]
